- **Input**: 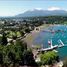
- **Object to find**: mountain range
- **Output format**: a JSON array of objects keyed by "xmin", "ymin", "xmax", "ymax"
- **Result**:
[{"xmin": 16, "ymin": 9, "xmax": 67, "ymax": 17}]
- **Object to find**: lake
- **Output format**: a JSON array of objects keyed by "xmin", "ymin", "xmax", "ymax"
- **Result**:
[{"xmin": 33, "ymin": 25, "xmax": 67, "ymax": 59}]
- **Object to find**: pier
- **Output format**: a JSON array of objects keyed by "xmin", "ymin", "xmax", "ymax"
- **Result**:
[
  {"xmin": 37, "ymin": 39, "xmax": 65, "ymax": 52},
  {"xmin": 58, "ymin": 39, "xmax": 64, "ymax": 48}
]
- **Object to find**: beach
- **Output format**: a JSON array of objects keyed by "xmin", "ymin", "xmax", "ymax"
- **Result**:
[
  {"xmin": 24, "ymin": 28, "xmax": 39, "ymax": 48},
  {"xmin": 24, "ymin": 24, "xmax": 50, "ymax": 48}
]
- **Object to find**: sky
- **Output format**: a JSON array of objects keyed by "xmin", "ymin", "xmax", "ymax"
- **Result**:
[{"xmin": 0, "ymin": 0, "xmax": 67, "ymax": 16}]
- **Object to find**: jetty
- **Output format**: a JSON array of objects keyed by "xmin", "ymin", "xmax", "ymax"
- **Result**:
[
  {"xmin": 58, "ymin": 39, "xmax": 64, "ymax": 48},
  {"xmin": 38, "ymin": 39, "xmax": 64, "ymax": 52}
]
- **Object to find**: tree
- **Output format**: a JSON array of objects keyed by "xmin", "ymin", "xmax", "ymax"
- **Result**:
[
  {"xmin": 15, "ymin": 40, "xmax": 27, "ymax": 51},
  {"xmin": 40, "ymin": 51, "xmax": 59, "ymax": 65},
  {"xmin": 0, "ymin": 52, "xmax": 3, "ymax": 64},
  {"xmin": 0, "ymin": 39, "xmax": 38, "ymax": 67},
  {"xmin": 8, "ymin": 51, "xmax": 16, "ymax": 65},
  {"xmin": 12, "ymin": 35, "xmax": 17, "ymax": 40},
  {"xmin": 25, "ymin": 28, "xmax": 31, "ymax": 33},
  {"xmin": 1, "ymin": 32, "xmax": 8, "ymax": 45},
  {"xmin": 20, "ymin": 30, "xmax": 25, "ymax": 37},
  {"xmin": 23, "ymin": 49, "xmax": 38, "ymax": 66}
]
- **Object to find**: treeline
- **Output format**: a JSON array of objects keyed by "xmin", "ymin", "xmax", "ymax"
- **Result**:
[
  {"xmin": 43, "ymin": 16, "xmax": 67, "ymax": 24},
  {"xmin": 21, "ymin": 16, "xmax": 67, "ymax": 24}
]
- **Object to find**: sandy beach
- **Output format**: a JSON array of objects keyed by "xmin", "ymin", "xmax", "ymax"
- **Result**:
[{"xmin": 24, "ymin": 29, "xmax": 39, "ymax": 48}]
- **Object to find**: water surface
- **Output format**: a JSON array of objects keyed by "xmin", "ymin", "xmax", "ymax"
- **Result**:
[{"xmin": 33, "ymin": 25, "xmax": 67, "ymax": 59}]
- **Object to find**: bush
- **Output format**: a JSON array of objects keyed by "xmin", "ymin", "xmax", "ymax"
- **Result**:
[{"xmin": 40, "ymin": 51, "xmax": 59, "ymax": 65}]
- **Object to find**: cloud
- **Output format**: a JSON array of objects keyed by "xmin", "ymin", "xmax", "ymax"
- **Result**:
[
  {"xmin": 29, "ymin": 7, "xmax": 67, "ymax": 12},
  {"xmin": 47, "ymin": 7, "xmax": 61, "ymax": 11}
]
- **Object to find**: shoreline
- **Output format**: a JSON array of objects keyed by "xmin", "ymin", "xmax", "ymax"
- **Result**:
[
  {"xmin": 24, "ymin": 24, "xmax": 50, "ymax": 48},
  {"xmin": 24, "ymin": 24, "xmax": 61, "ymax": 48},
  {"xmin": 24, "ymin": 28, "xmax": 40, "ymax": 48},
  {"xmin": 24, "ymin": 24, "xmax": 64, "ymax": 67}
]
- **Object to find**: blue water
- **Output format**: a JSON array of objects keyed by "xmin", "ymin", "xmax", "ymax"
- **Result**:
[{"xmin": 33, "ymin": 25, "xmax": 67, "ymax": 59}]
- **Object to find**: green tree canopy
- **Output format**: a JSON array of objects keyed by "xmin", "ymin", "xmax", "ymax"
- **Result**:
[
  {"xmin": 1, "ymin": 32, "xmax": 8, "ymax": 45},
  {"xmin": 40, "ymin": 51, "xmax": 59, "ymax": 65},
  {"xmin": 0, "ymin": 40, "xmax": 38, "ymax": 67}
]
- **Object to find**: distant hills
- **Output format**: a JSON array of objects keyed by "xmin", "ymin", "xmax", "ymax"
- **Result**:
[{"xmin": 16, "ymin": 9, "xmax": 67, "ymax": 17}]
